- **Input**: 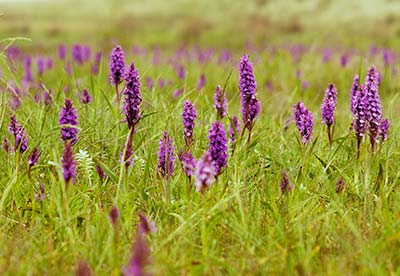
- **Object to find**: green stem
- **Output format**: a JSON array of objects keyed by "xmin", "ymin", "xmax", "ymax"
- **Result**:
[
  {"xmin": 356, "ymin": 138, "xmax": 361, "ymax": 160},
  {"xmin": 201, "ymin": 195, "xmax": 208, "ymax": 259},
  {"xmin": 116, "ymin": 128, "xmax": 133, "ymax": 201},
  {"xmin": 164, "ymin": 178, "xmax": 170, "ymax": 205},
  {"xmin": 327, "ymin": 124, "xmax": 332, "ymax": 146},
  {"xmin": 0, "ymin": 151, "xmax": 20, "ymax": 212}
]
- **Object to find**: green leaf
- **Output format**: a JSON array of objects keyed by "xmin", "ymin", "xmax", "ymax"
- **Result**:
[{"xmin": 93, "ymin": 158, "xmax": 118, "ymax": 184}]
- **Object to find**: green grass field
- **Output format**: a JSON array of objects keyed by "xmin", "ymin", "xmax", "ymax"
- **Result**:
[{"xmin": 1, "ymin": 1, "xmax": 400, "ymax": 275}]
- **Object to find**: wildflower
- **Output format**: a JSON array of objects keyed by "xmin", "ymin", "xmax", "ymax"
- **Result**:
[
  {"xmin": 176, "ymin": 64, "xmax": 185, "ymax": 80},
  {"xmin": 146, "ymin": 77, "xmax": 154, "ymax": 90},
  {"xmin": 34, "ymin": 183, "xmax": 46, "ymax": 202},
  {"xmin": 178, "ymin": 150, "xmax": 196, "ymax": 178},
  {"xmin": 152, "ymin": 46, "xmax": 161, "ymax": 66},
  {"xmin": 81, "ymin": 89, "xmax": 92, "ymax": 104},
  {"xmin": 364, "ymin": 66, "xmax": 382, "ymax": 153},
  {"xmin": 37, "ymin": 56, "xmax": 46, "ymax": 77},
  {"xmin": 158, "ymin": 78, "xmax": 165, "ymax": 89},
  {"xmin": 124, "ymin": 63, "xmax": 142, "ymax": 131},
  {"xmin": 59, "ymin": 98, "xmax": 79, "ymax": 144},
  {"xmin": 62, "ymin": 142, "xmax": 76, "ymax": 187},
  {"xmin": 213, "ymin": 85, "xmax": 227, "ymax": 119},
  {"xmin": 173, "ymin": 88, "xmax": 183, "ymax": 98},
  {"xmin": 72, "ymin": 44, "xmax": 83, "ymax": 64},
  {"xmin": 157, "ymin": 131, "xmax": 175, "ymax": 179},
  {"xmin": 96, "ymin": 164, "xmax": 106, "ymax": 180},
  {"xmin": 109, "ymin": 206, "xmax": 119, "ymax": 226},
  {"xmin": 218, "ymin": 49, "xmax": 232, "ymax": 64},
  {"xmin": 28, "ymin": 147, "xmax": 40, "ymax": 168},
  {"xmin": 352, "ymin": 84, "xmax": 368, "ymax": 158},
  {"xmin": 208, "ymin": 121, "xmax": 228, "ymax": 175},
  {"xmin": 92, "ymin": 51, "xmax": 102, "ymax": 75},
  {"xmin": 109, "ymin": 45, "xmax": 125, "ymax": 86},
  {"xmin": 370, "ymin": 46, "xmax": 379, "ymax": 56},
  {"xmin": 301, "ymin": 80, "xmax": 308, "ymax": 91},
  {"xmin": 280, "ymin": 170, "xmax": 294, "ymax": 194},
  {"xmin": 10, "ymin": 95, "xmax": 21, "ymax": 110},
  {"xmin": 46, "ymin": 57, "xmax": 54, "ymax": 70},
  {"xmin": 34, "ymin": 93, "xmax": 42, "ymax": 103},
  {"xmin": 3, "ymin": 138, "xmax": 11, "ymax": 153},
  {"xmin": 138, "ymin": 212, "xmax": 157, "ymax": 234},
  {"xmin": 23, "ymin": 56, "xmax": 33, "ymax": 83},
  {"xmin": 75, "ymin": 260, "xmax": 93, "ymax": 276},
  {"xmin": 6, "ymin": 45, "xmax": 20, "ymax": 63},
  {"xmin": 44, "ymin": 90, "xmax": 53, "ymax": 106},
  {"xmin": 293, "ymin": 102, "xmax": 314, "ymax": 144},
  {"xmin": 336, "ymin": 178, "xmax": 344, "ymax": 194},
  {"xmin": 124, "ymin": 222, "xmax": 152, "ymax": 276},
  {"xmin": 58, "ymin": 44, "xmax": 66, "ymax": 60},
  {"xmin": 383, "ymin": 49, "xmax": 393, "ymax": 67},
  {"xmin": 321, "ymin": 84, "xmax": 337, "ymax": 126},
  {"xmin": 194, "ymin": 151, "xmax": 216, "ymax": 193},
  {"xmin": 350, "ymin": 75, "xmax": 360, "ymax": 115},
  {"xmin": 196, "ymin": 74, "xmax": 206, "ymax": 90},
  {"xmin": 182, "ymin": 100, "xmax": 196, "ymax": 148},
  {"xmin": 380, "ymin": 118, "xmax": 390, "ymax": 142},
  {"xmin": 239, "ymin": 55, "xmax": 260, "ymax": 141},
  {"xmin": 8, "ymin": 115, "xmax": 28, "ymax": 153},
  {"xmin": 322, "ymin": 48, "xmax": 332, "ymax": 63},
  {"xmin": 321, "ymin": 83, "xmax": 338, "ymax": 145},
  {"xmin": 340, "ymin": 53, "xmax": 349, "ymax": 67},
  {"xmin": 229, "ymin": 116, "xmax": 240, "ymax": 144},
  {"xmin": 65, "ymin": 61, "xmax": 73, "ymax": 75},
  {"xmin": 82, "ymin": 46, "xmax": 91, "ymax": 62}
]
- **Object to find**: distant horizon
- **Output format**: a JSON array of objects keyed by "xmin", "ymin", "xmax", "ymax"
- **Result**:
[{"xmin": 0, "ymin": 0, "xmax": 51, "ymax": 2}]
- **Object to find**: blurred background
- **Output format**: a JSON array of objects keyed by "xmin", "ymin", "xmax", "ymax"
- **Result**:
[{"xmin": 0, "ymin": 0, "xmax": 400, "ymax": 50}]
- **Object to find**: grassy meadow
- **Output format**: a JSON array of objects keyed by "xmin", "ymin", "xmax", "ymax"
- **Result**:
[{"xmin": 1, "ymin": 0, "xmax": 400, "ymax": 275}]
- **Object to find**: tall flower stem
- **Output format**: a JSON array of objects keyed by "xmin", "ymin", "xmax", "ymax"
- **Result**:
[
  {"xmin": 327, "ymin": 124, "xmax": 332, "ymax": 146},
  {"xmin": 247, "ymin": 125, "xmax": 252, "ymax": 144},
  {"xmin": 370, "ymin": 136, "xmax": 376, "ymax": 155},
  {"xmin": 112, "ymin": 216, "xmax": 120, "ymax": 267},
  {"xmin": 356, "ymin": 138, "xmax": 362, "ymax": 160},
  {"xmin": 201, "ymin": 195, "xmax": 208, "ymax": 261},
  {"xmin": 116, "ymin": 128, "xmax": 134, "ymax": 200},
  {"xmin": 163, "ymin": 178, "xmax": 170, "ymax": 206},
  {"xmin": 186, "ymin": 176, "xmax": 192, "ymax": 203},
  {"xmin": 115, "ymin": 83, "xmax": 120, "ymax": 109}
]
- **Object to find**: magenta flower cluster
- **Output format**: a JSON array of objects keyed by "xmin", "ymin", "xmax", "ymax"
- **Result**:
[
  {"xmin": 59, "ymin": 98, "xmax": 79, "ymax": 145},
  {"xmin": 182, "ymin": 100, "xmax": 197, "ymax": 147},
  {"xmin": 351, "ymin": 66, "xmax": 389, "ymax": 154},
  {"xmin": 8, "ymin": 115, "xmax": 28, "ymax": 153},
  {"xmin": 207, "ymin": 121, "xmax": 228, "ymax": 175},
  {"xmin": 229, "ymin": 116, "xmax": 240, "ymax": 144},
  {"xmin": 124, "ymin": 63, "xmax": 142, "ymax": 131},
  {"xmin": 109, "ymin": 45, "xmax": 125, "ymax": 86},
  {"xmin": 293, "ymin": 102, "xmax": 314, "ymax": 144},
  {"xmin": 194, "ymin": 151, "xmax": 216, "ymax": 193},
  {"xmin": 178, "ymin": 150, "xmax": 196, "ymax": 178},
  {"xmin": 158, "ymin": 131, "xmax": 175, "ymax": 179},
  {"xmin": 213, "ymin": 85, "xmax": 227, "ymax": 119},
  {"xmin": 239, "ymin": 55, "xmax": 260, "ymax": 131},
  {"xmin": 321, "ymin": 83, "xmax": 337, "ymax": 126}
]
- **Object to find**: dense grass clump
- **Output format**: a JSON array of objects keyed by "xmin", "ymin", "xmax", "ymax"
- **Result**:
[{"xmin": 0, "ymin": 40, "xmax": 400, "ymax": 275}]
